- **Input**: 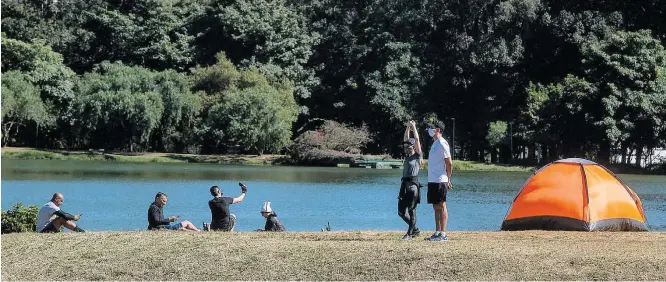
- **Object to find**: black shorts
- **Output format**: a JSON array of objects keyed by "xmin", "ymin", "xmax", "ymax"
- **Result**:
[
  {"xmin": 211, "ymin": 214, "xmax": 237, "ymax": 231},
  {"xmin": 427, "ymin": 182, "xmax": 448, "ymax": 204},
  {"xmin": 39, "ymin": 220, "xmax": 60, "ymax": 233}
]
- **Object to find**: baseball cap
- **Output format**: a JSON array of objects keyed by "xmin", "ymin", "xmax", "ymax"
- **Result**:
[
  {"xmin": 261, "ymin": 201, "xmax": 273, "ymax": 213},
  {"xmin": 427, "ymin": 120, "xmax": 446, "ymax": 131}
]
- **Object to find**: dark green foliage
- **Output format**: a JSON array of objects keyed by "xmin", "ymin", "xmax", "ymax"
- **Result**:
[
  {"xmin": 1, "ymin": 203, "xmax": 39, "ymax": 234},
  {"xmin": 2, "ymin": 0, "xmax": 666, "ymax": 168}
]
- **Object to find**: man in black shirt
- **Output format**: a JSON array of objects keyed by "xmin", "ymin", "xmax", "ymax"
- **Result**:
[
  {"xmin": 147, "ymin": 192, "xmax": 200, "ymax": 231},
  {"xmin": 208, "ymin": 183, "xmax": 247, "ymax": 231}
]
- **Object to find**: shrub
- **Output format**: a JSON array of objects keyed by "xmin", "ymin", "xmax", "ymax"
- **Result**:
[
  {"xmin": 289, "ymin": 120, "xmax": 373, "ymax": 164},
  {"xmin": 1, "ymin": 203, "xmax": 39, "ymax": 233}
]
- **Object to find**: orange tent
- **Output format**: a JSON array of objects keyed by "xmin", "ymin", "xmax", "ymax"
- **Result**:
[{"xmin": 501, "ymin": 158, "xmax": 648, "ymax": 231}]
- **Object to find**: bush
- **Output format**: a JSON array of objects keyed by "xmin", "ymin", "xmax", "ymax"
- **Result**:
[
  {"xmin": 207, "ymin": 83, "xmax": 298, "ymax": 154},
  {"xmin": 1, "ymin": 203, "xmax": 39, "ymax": 233},
  {"xmin": 289, "ymin": 120, "xmax": 373, "ymax": 164}
]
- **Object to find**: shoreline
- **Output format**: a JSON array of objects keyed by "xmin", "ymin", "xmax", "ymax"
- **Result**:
[
  {"xmin": 1, "ymin": 147, "xmax": 536, "ymax": 172},
  {"xmin": 2, "ymin": 231, "xmax": 664, "ymax": 280}
]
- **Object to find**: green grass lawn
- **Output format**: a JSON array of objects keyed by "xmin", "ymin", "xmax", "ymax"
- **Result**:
[{"xmin": 1, "ymin": 147, "xmax": 535, "ymax": 171}]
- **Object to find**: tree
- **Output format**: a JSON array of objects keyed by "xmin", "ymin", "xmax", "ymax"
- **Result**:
[
  {"xmin": 191, "ymin": 0, "xmax": 317, "ymax": 107},
  {"xmin": 580, "ymin": 29, "xmax": 666, "ymax": 165},
  {"xmin": 152, "ymin": 70, "xmax": 202, "ymax": 153},
  {"xmin": 74, "ymin": 62, "xmax": 166, "ymax": 152},
  {"xmin": 206, "ymin": 69, "xmax": 298, "ymax": 154},
  {"xmin": 520, "ymin": 76, "xmax": 596, "ymax": 161},
  {"xmin": 1, "ymin": 71, "xmax": 51, "ymax": 146},
  {"xmin": 486, "ymin": 121, "xmax": 508, "ymax": 163},
  {"xmin": 1, "ymin": 35, "xmax": 76, "ymax": 147}
]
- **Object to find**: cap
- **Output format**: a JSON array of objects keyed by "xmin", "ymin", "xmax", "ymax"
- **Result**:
[
  {"xmin": 427, "ymin": 120, "xmax": 446, "ymax": 131},
  {"xmin": 261, "ymin": 201, "xmax": 273, "ymax": 213}
]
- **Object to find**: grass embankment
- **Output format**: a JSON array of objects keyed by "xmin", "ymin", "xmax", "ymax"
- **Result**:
[
  {"xmin": 0, "ymin": 147, "xmax": 281, "ymax": 166},
  {"xmin": 2, "ymin": 231, "xmax": 664, "ymax": 280},
  {"xmin": 428, "ymin": 159, "xmax": 534, "ymax": 172},
  {"xmin": 1, "ymin": 147, "xmax": 534, "ymax": 171}
]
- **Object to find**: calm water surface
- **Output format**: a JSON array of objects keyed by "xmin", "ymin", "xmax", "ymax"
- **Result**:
[{"xmin": 2, "ymin": 159, "xmax": 664, "ymax": 232}]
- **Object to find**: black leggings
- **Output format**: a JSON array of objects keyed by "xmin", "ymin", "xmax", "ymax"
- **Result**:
[{"xmin": 398, "ymin": 183, "xmax": 418, "ymax": 234}]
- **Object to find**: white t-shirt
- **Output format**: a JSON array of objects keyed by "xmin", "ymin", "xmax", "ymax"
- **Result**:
[
  {"xmin": 428, "ymin": 137, "xmax": 452, "ymax": 183},
  {"xmin": 36, "ymin": 202, "xmax": 60, "ymax": 232}
]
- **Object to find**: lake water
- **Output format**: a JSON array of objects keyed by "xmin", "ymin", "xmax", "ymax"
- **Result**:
[{"xmin": 2, "ymin": 159, "xmax": 665, "ymax": 232}]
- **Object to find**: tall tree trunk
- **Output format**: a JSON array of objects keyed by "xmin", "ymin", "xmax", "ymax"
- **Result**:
[
  {"xmin": 528, "ymin": 144, "xmax": 536, "ymax": 163},
  {"xmin": 621, "ymin": 143, "xmax": 628, "ymax": 164},
  {"xmin": 635, "ymin": 146, "xmax": 643, "ymax": 168},
  {"xmin": 597, "ymin": 141, "xmax": 611, "ymax": 165}
]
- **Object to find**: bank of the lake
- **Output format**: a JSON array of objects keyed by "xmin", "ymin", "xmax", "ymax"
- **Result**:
[
  {"xmin": 2, "ymin": 231, "xmax": 664, "ymax": 280},
  {"xmin": 1, "ymin": 147, "xmax": 535, "ymax": 172}
]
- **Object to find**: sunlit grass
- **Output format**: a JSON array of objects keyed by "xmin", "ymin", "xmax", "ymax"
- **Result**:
[
  {"xmin": 2, "ymin": 231, "xmax": 664, "ymax": 280},
  {"xmin": 2, "ymin": 147, "xmax": 534, "ymax": 171}
]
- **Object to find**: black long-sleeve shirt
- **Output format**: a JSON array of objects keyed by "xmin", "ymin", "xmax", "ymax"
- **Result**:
[
  {"xmin": 147, "ymin": 202, "xmax": 170, "ymax": 230},
  {"xmin": 264, "ymin": 213, "xmax": 285, "ymax": 232},
  {"xmin": 54, "ymin": 210, "xmax": 76, "ymax": 220}
]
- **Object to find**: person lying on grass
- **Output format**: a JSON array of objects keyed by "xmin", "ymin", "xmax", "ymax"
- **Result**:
[{"xmin": 147, "ymin": 192, "xmax": 200, "ymax": 231}]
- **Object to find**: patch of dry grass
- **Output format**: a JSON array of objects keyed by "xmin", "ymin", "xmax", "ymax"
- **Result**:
[{"xmin": 2, "ymin": 231, "xmax": 665, "ymax": 280}]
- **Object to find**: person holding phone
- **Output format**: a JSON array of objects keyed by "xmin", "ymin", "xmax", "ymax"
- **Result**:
[
  {"xmin": 147, "ymin": 192, "xmax": 200, "ymax": 231},
  {"xmin": 208, "ymin": 183, "xmax": 247, "ymax": 231},
  {"xmin": 36, "ymin": 192, "xmax": 86, "ymax": 233}
]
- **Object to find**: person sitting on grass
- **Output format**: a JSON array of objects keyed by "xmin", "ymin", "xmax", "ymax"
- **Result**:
[
  {"xmin": 208, "ymin": 183, "xmax": 247, "ymax": 231},
  {"xmin": 147, "ymin": 192, "xmax": 200, "ymax": 231},
  {"xmin": 258, "ymin": 201, "xmax": 285, "ymax": 232},
  {"xmin": 36, "ymin": 193, "xmax": 85, "ymax": 233}
]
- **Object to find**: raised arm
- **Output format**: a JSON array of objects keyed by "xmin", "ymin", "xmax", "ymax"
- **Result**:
[
  {"xmin": 409, "ymin": 121, "xmax": 424, "ymax": 167},
  {"xmin": 410, "ymin": 121, "xmax": 422, "ymax": 154},
  {"xmin": 233, "ymin": 183, "xmax": 248, "ymax": 204},
  {"xmin": 403, "ymin": 122, "xmax": 411, "ymax": 143}
]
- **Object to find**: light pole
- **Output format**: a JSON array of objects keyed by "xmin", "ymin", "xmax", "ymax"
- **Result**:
[
  {"xmin": 508, "ymin": 120, "xmax": 514, "ymax": 161},
  {"xmin": 451, "ymin": 118, "xmax": 456, "ymax": 159}
]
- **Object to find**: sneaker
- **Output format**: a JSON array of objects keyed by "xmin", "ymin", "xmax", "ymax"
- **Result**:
[
  {"xmin": 432, "ymin": 234, "xmax": 449, "ymax": 242},
  {"xmin": 410, "ymin": 227, "xmax": 421, "ymax": 237},
  {"xmin": 401, "ymin": 234, "xmax": 413, "ymax": 241},
  {"xmin": 424, "ymin": 233, "xmax": 439, "ymax": 241}
]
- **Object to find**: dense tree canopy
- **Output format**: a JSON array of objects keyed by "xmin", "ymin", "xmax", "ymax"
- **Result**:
[{"xmin": 2, "ymin": 0, "xmax": 665, "ymax": 167}]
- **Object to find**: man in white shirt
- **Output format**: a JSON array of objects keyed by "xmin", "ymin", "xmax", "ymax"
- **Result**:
[
  {"xmin": 424, "ymin": 121, "xmax": 453, "ymax": 241},
  {"xmin": 36, "ymin": 193, "xmax": 85, "ymax": 233}
]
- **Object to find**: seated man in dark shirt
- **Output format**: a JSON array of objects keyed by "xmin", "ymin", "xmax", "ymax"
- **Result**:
[
  {"xmin": 208, "ymin": 183, "xmax": 247, "ymax": 231},
  {"xmin": 147, "ymin": 192, "xmax": 200, "ymax": 231},
  {"xmin": 259, "ymin": 201, "xmax": 285, "ymax": 232}
]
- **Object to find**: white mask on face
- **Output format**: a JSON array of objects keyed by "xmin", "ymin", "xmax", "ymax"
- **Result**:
[{"xmin": 428, "ymin": 128, "xmax": 435, "ymax": 137}]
